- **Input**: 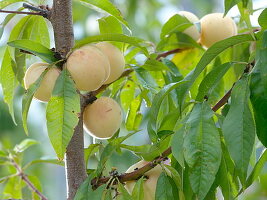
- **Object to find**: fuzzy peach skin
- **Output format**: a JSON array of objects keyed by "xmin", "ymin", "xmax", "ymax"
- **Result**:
[
  {"xmin": 178, "ymin": 11, "xmax": 200, "ymax": 41},
  {"xmin": 24, "ymin": 62, "xmax": 60, "ymax": 102},
  {"xmin": 83, "ymin": 97, "xmax": 122, "ymax": 139},
  {"xmin": 200, "ymin": 13, "xmax": 237, "ymax": 48},
  {"xmin": 95, "ymin": 42, "xmax": 125, "ymax": 84},
  {"xmin": 66, "ymin": 45, "xmax": 109, "ymax": 91},
  {"xmin": 124, "ymin": 160, "xmax": 163, "ymax": 200}
]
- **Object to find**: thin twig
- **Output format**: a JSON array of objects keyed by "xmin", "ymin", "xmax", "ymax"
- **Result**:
[
  {"xmin": 83, "ymin": 68, "xmax": 134, "ymax": 106},
  {"xmin": 11, "ymin": 159, "xmax": 48, "ymax": 200},
  {"xmin": 0, "ymin": 9, "xmax": 44, "ymax": 16},
  {"xmin": 156, "ymin": 48, "xmax": 190, "ymax": 60}
]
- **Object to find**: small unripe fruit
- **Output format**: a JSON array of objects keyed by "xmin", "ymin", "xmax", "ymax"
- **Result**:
[
  {"xmin": 200, "ymin": 13, "xmax": 237, "ymax": 48},
  {"xmin": 66, "ymin": 45, "xmax": 110, "ymax": 91},
  {"xmin": 24, "ymin": 62, "xmax": 60, "ymax": 102},
  {"xmin": 95, "ymin": 42, "xmax": 125, "ymax": 84},
  {"xmin": 178, "ymin": 11, "xmax": 200, "ymax": 41},
  {"xmin": 124, "ymin": 160, "xmax": 163, "ymax": 200},
  {"xmin": 83, "ymin": 97, "xmax": 122, "ymax": 139}
]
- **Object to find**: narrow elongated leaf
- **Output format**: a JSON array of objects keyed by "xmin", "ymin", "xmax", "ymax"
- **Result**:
[
  {"xmin": 24, "ymin": 158, "xmax": 64, "ymax": 168},
  {"xmin": 77, "ymin": 0, "xmax": 130, "ymax": 30},
  {"xmin": 0, "ymin": 13, "xmax": 17, "ymax": 40},
  {"xmin": 245, "ymin": 149, "xmax": 267, "ymax": 189},
  {"xmin": 132, "ymin": 177, "xmax": 144, "ymax": 200},
  {"xmin": 8, "ymin": 39, "xmax": 57, "ymax": 63},
  {"xmin": 259, "ymin": 8, "xmax": 267, "ymax": 29},
  {"xmin": 183, "ymin": 102, "xmax": 221, "ymax": 200},
  {"xmin": 196, "ymin": 62, "xmax": 232, "ymax": 101},
  {"xmin": 171, "ymin": 126, "xmax": 185, "ymax": 168},
  {"xmin": 99, "ymin": 15, "xmax": 123, "ymax": 35},
  {"xmin": 75, "ymin": 33, "xmax": 149, "ymax": 56},
  {"xmin": 177, "ymin": 34, "xmax": 255, "ymax": 108},
  {"xmin": 14, "ymin": 139, "xmax": 38, "ymax": 153},
  {"xmin": 0, "ymin": 0, "xmax": 27, "ymax": 9},
  {"xmin": 74, "ymin": 174, "xmax": 106, "ymax": 200},
  {"xmin": 155, "ymin": 172, "xmax": 179, "ymax": 200},
  {"xmin": 117, "ymin": 182, "xmax": 133, "ymax": 200},
  {"xmin": 22, "ymin": 68, "xmax": 49, "ymax": 135},
  {"xmin": 160, "ymin": 14, "xmax": 192, "ymax": 39},
  {"xmin": 250, "ymin": 34, "xmax": 267, "ymax": 147},
  {"xmin": 147, "ymin": 81, "xmax": 186, "ymax": 142},
  {"xmin": 46, "ymin": 69, "xmax": 80, "ymax": 159},
  {"xmin": 0, "ymin": 49, "xmax": 17, "ymax": 124},
  {"xmin": 125, "ymin": 95, "xmax": 142, "ymax": 131},
  {"xmin": 222, "ymin": 76, "xmax": 256, "ymax": 184},
  {"xmin": 224, "ymin": 0, "xmax": 241, "ymax": 15}
]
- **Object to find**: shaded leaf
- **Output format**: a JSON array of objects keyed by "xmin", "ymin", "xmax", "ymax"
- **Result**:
[
  {"xmin": 74, "ymin": 174, "xmax": 106, "ymax": 200},
  {"xmin": 155, "ymin": 172, "xmax": 179, "ymax": 200},
  {"xmin": 22, "ymin": 68, "xmax": 49, "ymax": 135},
  {"xmin": 222, "ymin": 76, "xmax": 256, "ymax": 185},
  {"xmin": 183, "ymin": 102, "xmax": 221, "ymax": 200},
  {"xmin": 147, "ymin": 81, "xmax": 186, "ymax": 143},
  {"xmin": 8, "ymin": 39, "xmax": 57, "ymax": 63},
  {"xmin": 224, "ymin": 0, "xmax": 241, "ymax": 15},
  {"xmin": 132, "ymin": 177, "xmax": 144, "ymax": 200}
]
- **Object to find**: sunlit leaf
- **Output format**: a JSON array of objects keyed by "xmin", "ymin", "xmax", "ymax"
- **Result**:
[
  {"xmin": 258, "ymin": 8, "xmax": 267, "ymax": 29},
  {"xmin": 8, "ymin": 39, "xmax": 57, "ymax": 63},
  {"xmin": 14, "ymin": 139, "xmax": 38, "ymax": 153},
  {"xmin": 77, "ymin": 0, "xmax": 130, "ymax": 30},
  {"xmin": 46, "ymin": 69, "xmax": 80, "ymax": 159}
]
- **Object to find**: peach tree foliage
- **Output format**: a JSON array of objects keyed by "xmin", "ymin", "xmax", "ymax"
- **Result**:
[{"xmin": 0, "ymin": 0, "xmax": 266, "ymax": 199}]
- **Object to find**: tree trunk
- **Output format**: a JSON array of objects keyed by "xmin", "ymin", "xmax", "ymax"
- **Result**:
[{"xmin": 50, "ymin": 1, "xmax": 87, "ymax": 199}]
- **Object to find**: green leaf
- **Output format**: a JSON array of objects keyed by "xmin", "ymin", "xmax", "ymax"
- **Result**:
[
  {"xmin": 84, "ymin": 144, "xmax": 101, "ymax": 166},
  {"xmin": 24, "ymin": 158, "xmax": 64, "ymax": 168},
  {"xmin": 196, "ymin": 62, "xmax": 232, "ymax": 101},
  {"xmin": 134, "ymin": 67, "xmax": 159, "ymax": 92},
  {"xmin": 96, "ymin": 144, "xmax": 115, "ymax": 176},
  {"xmin": 22, "ymin": 68, "xmax": 49, "ymax": 135},
  {"xmin": 0, "ymin": 49, "xmax": 17, "ymax": 124},
  {"xmin": 224, "ymin": 0, "xmax": 241, "ymax": 15},
  {"xmin": 0, "ymin": 0, "xmax": 27, "ymax": 9},
  {"xmin": 171, "ymin": 126, "xmax": 185, "ymax": 168},
  {"xmin": 259, "ymin": 8, "xmax": 267, "ymax": 29},
  {"xmin": 132, "ymin": 177, "xmax": 144, "ymax": 200},
  {"xmin": 27, "ymin": 175, "xmax": 42, "ymax": 200},
  {"xmin": 163, "ymin": 165, "xmax": 182, "ymax": 189},
  {"xmin": 3, "ymin": 176, "xmax": 22, "ymax": 199},
  {"xmin": 160, "ymin": 14, "xmax": 192, "ymax": 39},
  {"xmin": 117, "ymin": 182, "xmax": 133, "ymax": 200},
  {"xmin": 0, "ymin": 13, "xmax": 17, "ymax": 40},
  {"xmin": 222, "ymin": 76, "xmax": 256, "ymax": 185},
  {"xmin": 74, "ymin": 174, "xmax": 106, "ymax": 200},
  {"xmin": 183, "ymin": 102, "xmax": 221, "ymax": 200},
  {"xmin": 155, "ymin": 172, "xmax": 179, "ymax": 200},
  {"xmin": 120, "ymin": 80, "xmax": 136, "ymax": 111},
  {"xmin": 77, "ymin": 0, "xmax": 130, "ymax": 31},
  {"xmin": 177, "ymin": 34, "xmax": 255, "ymax": 108},
  {"xmin": 75, "ymin": 33, "xmax": 149, "ymax": 57},
  {"xmin": 99, "ymin": 15, "xmax": 123, "ymax": 35},
  {"xmin": 245, "ymin": 149, "xmax": 267, "ymax": 189},
  {"xmin": 46, "ymin": 69, "xmax": 80, "ymax": 159},
  {"xmin": 125, "ymin": 95, "xmax": 142, "ymax": 131},
  {"xmin": 8, "ymin": 39, "xmax": 57, "ymax": 63},
  {"xmin": 141, "ymin": 59, "xmax": 170, "ymax": 71},
  {"xmin": 147, "ymin": 81, "xmax": 186, "ymax": 143},
  {"xmin": 14, "ymin": 139, "xmax": 38, "ymax": 153}
]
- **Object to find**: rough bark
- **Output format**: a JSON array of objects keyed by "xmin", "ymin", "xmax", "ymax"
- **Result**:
[{"xmin": 49, "ymin": 0, "xmax": 87, "ymax": 199}]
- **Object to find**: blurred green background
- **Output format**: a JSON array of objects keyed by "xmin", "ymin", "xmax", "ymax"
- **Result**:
[{"xmin": 0, "ymin": 0, "xmax": 266, "ymax": 199}]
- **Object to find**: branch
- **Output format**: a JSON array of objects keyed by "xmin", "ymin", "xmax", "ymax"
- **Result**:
[
  {"xmin": 83, "ymin": 68, "xmax": 134, "ymax": 106},
  {"xmin": 0, "ymin": 9, "xmax": 45, "ymax": 16},
  {"xmin": 91, "ymin": 147, "xmax": 171, "ymax": 189},
  {"xmin": 156, "ymin": 48, "xmax": 190, "ymax": 60},
  {"xmin": 11, "ymin": 159, "xmax": 48, "ymax": 200}
]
